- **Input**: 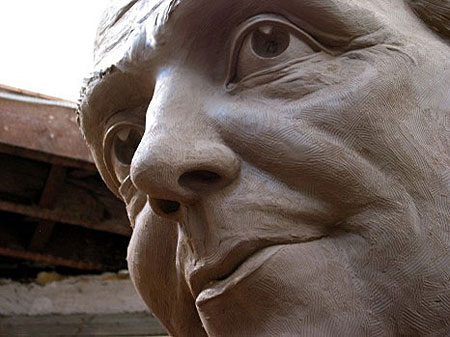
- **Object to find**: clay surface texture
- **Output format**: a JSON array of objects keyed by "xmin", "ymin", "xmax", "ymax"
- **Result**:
[{"xmin": 78, "ymin": 0, "xmax": 450, "ymax": 336}]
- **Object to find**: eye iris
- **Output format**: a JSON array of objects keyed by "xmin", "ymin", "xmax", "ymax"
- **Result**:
[
  {"xmin": 113, "ymin": 128, "xmax": 142, "ymax": 165},
  {"xmin": 251, "ymin": 25, "xmax": 290, "ymax": 58}
]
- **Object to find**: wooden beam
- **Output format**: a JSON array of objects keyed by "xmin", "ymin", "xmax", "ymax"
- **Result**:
[
  {"xmin": 29, "ymin": 165, "xmax": 67, "ymax": 251},
  {"xmin": 38, "ymin": 165, "xmax": 67, "ymax": 208},
  {"xmin": 0, "ymin": 199, "xmax": 131, "ymax": 237},
  {"xmin": 28, "ymin": 221, "xmax": 56, "ymax": 251},
  {"xmin": 0, "ymin": 95, "xmax": 94, "ymax": 165},
  {"xmin": 0, "ymin": 154, "xmax": 131, "ymax": 237},
  {"xmin": 0, "ymin": 247, "xmax": 105, "ymax": 271},
  {"xmin": 0, "ymin": 143, "xmax": 96, "ymax": 171},
  {"xmin": 0, "ymin": 152, "xmax": 48, "ymax": 204}
]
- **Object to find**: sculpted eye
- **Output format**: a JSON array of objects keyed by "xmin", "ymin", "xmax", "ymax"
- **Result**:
[
  {"xmin": 227, "ymin": 15, "xmax": 325, "ymax": 87},
  {"xmin": 104, "ymin": 123, "xmax": 143, "ymax": 186},
  {"xmin": 114, "ymin": 128, "xmax": 142, "ymax": 166},
  {"xmin": 251, "ymin": 25, "xmax": 290, "ymax": 58}
]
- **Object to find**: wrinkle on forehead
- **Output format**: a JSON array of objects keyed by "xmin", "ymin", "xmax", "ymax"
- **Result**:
[{"xmin": 94, "ymin": 0, "xmax": 180, "ymax": 71}]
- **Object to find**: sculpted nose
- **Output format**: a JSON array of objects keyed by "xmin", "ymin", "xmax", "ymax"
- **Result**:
[{"xmin": 130, "ymin": 136, "xmax": 240, "ymax": 219}]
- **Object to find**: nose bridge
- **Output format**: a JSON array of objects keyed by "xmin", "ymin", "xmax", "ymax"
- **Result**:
[
  {"xmin": 130, "ymin": 69, "xmax": 240, "ymax": 208},
  {"xmin": 146, "ymin": 69, "xmax": 207, "ymax": 135}
]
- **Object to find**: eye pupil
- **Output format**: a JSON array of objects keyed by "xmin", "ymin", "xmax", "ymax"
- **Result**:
[
  {"xmin": 114, "ymin": 128, "xmax": 142, "ymax": 165},
  {"xmin": 251, "ymin": 25, "xmax": 290, "ymax": 58}
]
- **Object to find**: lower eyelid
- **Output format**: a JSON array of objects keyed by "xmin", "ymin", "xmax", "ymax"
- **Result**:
[
  {"xmin": 241, "ymin": 57, "xmax": 367, "ymax": 101},
  {"xmin": 229, "ymin": 52, "xmax": 325, "ymax": 91}
]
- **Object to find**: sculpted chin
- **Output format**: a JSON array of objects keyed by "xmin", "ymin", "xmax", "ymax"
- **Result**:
[{"xmin": 78, "ymin": 0, "xmax": 450, "ymax": 336}]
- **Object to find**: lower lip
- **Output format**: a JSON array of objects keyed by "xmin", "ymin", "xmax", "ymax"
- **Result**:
[{"xmin": 195, "ymin": 244, "xmax": 285, "ymax": 305}]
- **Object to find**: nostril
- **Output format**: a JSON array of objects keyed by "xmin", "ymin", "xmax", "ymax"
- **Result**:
[
  {"xmin": 154, "ymin": 199, "xmax": 180, "ymax": 214},
  {"xmin": 178, "ymin": 170, "xmax": 222, "ymax": 191},
  {"xmin": 187, "ymin": 170, "xmax": 221, "ymax": 183}
]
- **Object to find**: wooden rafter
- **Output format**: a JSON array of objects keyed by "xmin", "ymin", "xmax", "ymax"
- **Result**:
[
  {"xmin": 28, "ymin": 165, "xmax": 67, "ymax": 251},
  {"xmin": 0, "ymin": 93, "xmax": 94, "ymax": 168},
  {"xmin": 0, "ymin": 86, "xmax": 131, "ymax": 271},
  {"xmin": 0, "ymin": 247, "xmax": 105, "ymax": 271}
]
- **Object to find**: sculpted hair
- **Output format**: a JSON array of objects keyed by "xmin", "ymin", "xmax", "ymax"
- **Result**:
[
  {"xmin": 407, "ymin": 0, "xmax": 450, "ymax": 40},
  {"xmin": 94, "ymin": 0, "xmax": 180, "ymax": 69}
]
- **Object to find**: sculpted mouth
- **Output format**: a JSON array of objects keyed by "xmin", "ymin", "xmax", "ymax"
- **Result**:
[
  {"xmin": 195, "ymin": 244, "xmax": 285, "ymax": 306},
  {"xmin": 193, "ymin": 233, "xmax": 327, "ymax": 306}
]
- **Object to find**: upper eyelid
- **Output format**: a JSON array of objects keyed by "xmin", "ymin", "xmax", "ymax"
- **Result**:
[
  {"xmin": 225, "ymin": 13, "xmax": 334, "ymax": 87},
  {"xmin": 104, "ymin": 104, "xmax": 147, "ymax": 131}
]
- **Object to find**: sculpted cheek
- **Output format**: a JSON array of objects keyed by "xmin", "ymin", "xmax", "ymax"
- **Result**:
[
  {"xmin": 127, "ymin": 205, "xmax": 206, "ymax": 336},
  {"xmin": 127, "ymin": 205, "xmax": 178, "ymax": 307},
  {"xmin": 214, "ymin": 46, "xmax": 426, "ymax": 212},
  {"xmin": 213, "ymin": 100, "xmax": 394, "ymax": 213}
]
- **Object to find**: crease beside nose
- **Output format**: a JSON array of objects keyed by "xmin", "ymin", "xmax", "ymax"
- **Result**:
[{"xmin": 130, "ymin": 137, "xmax": 240, "ymax": 215}]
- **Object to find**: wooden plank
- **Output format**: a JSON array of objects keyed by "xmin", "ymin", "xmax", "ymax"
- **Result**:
[
  {"xmin": 0, "ymin": 199, "xmax": 131, "ymax": 237},
  {"xmin": 28, "ymin": 221, "xmax": 56, "ymax": 251},
  {"xmin": 0, "ymin": 153, "xmax": 130, "ymax": 236},
  {"xmin": 0, "ymin": 143, "xmax": 96, "ymax": 170},
  {"xmin": 0, "ymin": 96, "xmax": 94, "ymax": 164},
  {"xmin": 28, "ymin": 165, "xmax": 67, "ymax": 250},
  {"xmin": 38, "ymin": 165, "xmax": 67, "ymax": 208},
  {"xmin": 0, "ymin": 152, "xmax": 48, "ymax": 204},
  {"xmin": 0, "ymin": 247, "xmax": 105, "ymax": 271},
  {"xmin": 0, "ymin": 217, "xmax": 129, "ymax": 271},
  {"xmin": 0, "ymin": 312, "xmax": 168, "ymax": 336}
]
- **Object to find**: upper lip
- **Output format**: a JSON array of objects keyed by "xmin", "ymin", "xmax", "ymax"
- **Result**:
[{"xmin": 187, "ymin": 235, "xmax": 326, "ymax": 301}]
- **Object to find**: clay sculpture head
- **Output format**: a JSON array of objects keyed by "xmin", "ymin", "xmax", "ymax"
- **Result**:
[{"xmin": 78, "ymin": 0, "xmax": 450, "ymax": 335}]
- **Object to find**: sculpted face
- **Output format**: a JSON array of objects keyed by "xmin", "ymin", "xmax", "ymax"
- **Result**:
[{"xmin": 78, "ymin": 0, "xmax": 450, "ymax": 335}]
